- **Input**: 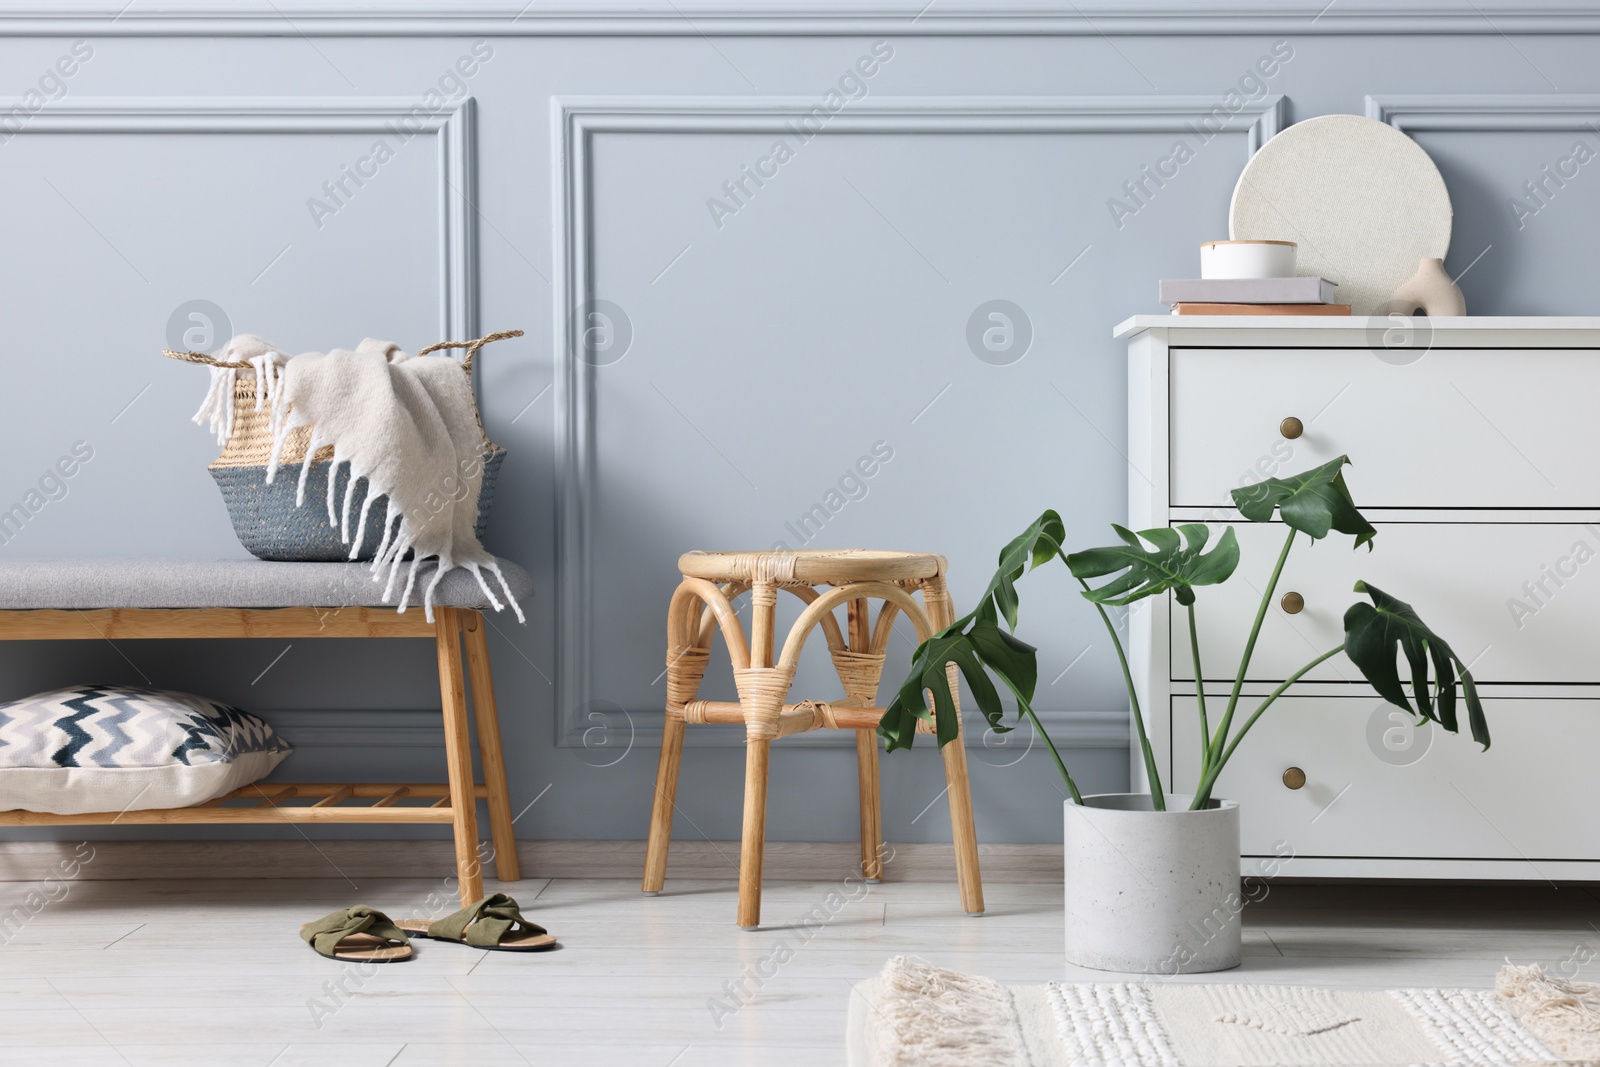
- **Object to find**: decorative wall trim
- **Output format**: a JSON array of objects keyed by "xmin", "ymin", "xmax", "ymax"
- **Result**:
[
  {"xmin": 265, "ymin": 709, "xmax": 443, "ymax": 748},
  {"xmin": 6, "ymin": 1, "xmax": 1600, "ymax": 36},
  {"xmin": 1368, "ymin": 93, "xmax": 1600, "ymax": 132},
  {"xmin": 15, "ymin": 97, "xmax": 477, "ymax": 342},
  {"xmin": 550, "ymin": 93, "xmax": 1281, "ymax": 749}
]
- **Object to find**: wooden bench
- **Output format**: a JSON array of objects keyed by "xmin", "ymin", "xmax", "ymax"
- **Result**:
[{"xmin": 0, "ymin": 559, "xmax": 532, "ymax": 905}]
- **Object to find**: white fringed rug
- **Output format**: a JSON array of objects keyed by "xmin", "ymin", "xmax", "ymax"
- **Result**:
[{"xmin": 846, "ymin": 956, "xmax": 1600, "ymax": 1066}]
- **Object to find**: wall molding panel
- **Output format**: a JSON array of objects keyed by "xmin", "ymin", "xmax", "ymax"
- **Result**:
[
  {"xmin": 12, "ymin": 97, "xmax": 477, "ymax": 343},
  {"xmin": 550, "ymin": 93, "xmax": 1281, "ymax": 749},
  {"xmin": 7, "ymin": 8, "xmax": 1593, "ymax": 844},
  {"xmin": 7, "ymin": 2, "xmax": 1600, "ymax": 36},
  {"xmin": 1368, "ymin": 93, "xmax": 1600, "ymax": 133}
]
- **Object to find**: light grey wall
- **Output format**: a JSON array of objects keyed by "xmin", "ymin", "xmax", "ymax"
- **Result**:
[{"xmin": 2, "ymin": 3, "xmax": 1598, "ymax": 846}]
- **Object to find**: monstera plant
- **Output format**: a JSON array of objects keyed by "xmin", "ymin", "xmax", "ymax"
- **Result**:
[{"xmin": 879, "ymin": 456, "xmax": 1489, "ymax": 812}]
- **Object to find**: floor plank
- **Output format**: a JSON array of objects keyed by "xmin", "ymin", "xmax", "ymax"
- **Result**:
[{"xmin": 0, "ymin": 874, "xmax": 1591, "ymax": 1063}]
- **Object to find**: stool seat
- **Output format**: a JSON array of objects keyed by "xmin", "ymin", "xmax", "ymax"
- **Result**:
[{"xmin": 677, "ymin": 549, "xmax": 944, "ymax": 585}]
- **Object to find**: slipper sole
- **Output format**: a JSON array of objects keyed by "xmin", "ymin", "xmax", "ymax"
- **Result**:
[
  {"xmin": 395, "ymin": 920, "xmax": 556, "ymax": 951},
  {"xmin": 300, "ymin": 925, "xmax": 416, "ymax": 963}
]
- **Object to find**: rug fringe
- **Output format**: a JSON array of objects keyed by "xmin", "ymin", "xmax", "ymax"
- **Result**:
[
  {"xmin": 869, "ymin": 956, "xmax": 1026, "ymax": 1066},
  {"xmin": 1497, "ymin": 962, "xmax": 1600, "ymax": 1060}
]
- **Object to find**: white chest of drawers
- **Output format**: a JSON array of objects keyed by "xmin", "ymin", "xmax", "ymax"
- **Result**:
[{"xmin": 1116, "ymin": 316, "xmax": 1600, "ymax": 880}]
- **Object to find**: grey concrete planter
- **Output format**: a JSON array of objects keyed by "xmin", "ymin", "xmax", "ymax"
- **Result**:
[{"xmin": 1063, "ymin": 793, "xmax": 1242, "ymax": 974}]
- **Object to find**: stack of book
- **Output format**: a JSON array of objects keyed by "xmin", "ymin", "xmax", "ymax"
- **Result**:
[{"xmin": 1158, "ymin": 277, "xmax": 1349, "ymax": 315}]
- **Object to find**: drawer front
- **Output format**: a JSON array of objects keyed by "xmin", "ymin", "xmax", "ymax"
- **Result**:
[
  {"xmin": 1172, "ymin": 696, "xmax": 1600, "ymax": 860},
  {"xmin": 1171, "ymin": 521, "xmax": 1600, "ymax": 685},
  {"xmin": 1170, "ymin": 348, "xmax": 1600, "ymax": 508}
]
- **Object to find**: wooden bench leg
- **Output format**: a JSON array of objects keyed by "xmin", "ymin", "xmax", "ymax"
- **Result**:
[
  {"xmin": 463, "ymin": 611, "xmax": 521, "ymax": 883},
  {"xmin": 436, "ymin": 607, "xmax": 484, "ymax": 907}
]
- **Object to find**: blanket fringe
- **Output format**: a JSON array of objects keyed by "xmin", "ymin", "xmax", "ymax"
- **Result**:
[
  {"xmin": 194, "ymin": 344, "xmax": 288, "ymax": 448},
  {"xmin": 192, "ymin": 365, "xmax": 238, "ymax": 446},
  {"xmin": 1497, "ymin": 962, "xmax": 1600, "ymax": 1060}
]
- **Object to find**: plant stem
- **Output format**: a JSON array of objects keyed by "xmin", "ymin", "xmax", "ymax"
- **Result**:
[
  {"xmin": 1207, "ymin": 527, "xmax": 1296, "ymax": 771},
  {"xmin": 1186, "ymin": 601, "xmax": 1209, "ymax": 780},
  {"xmin": 1075, "ymin": 572, "xmax": 1166, "ymax": 811},
  {"xmin": 1018, "ymin": 697, "xmax": 1084, "ymax": 805},
  {"xmin": 1191, "ymin": 643, "xmax": 1344, "ymax": 809}
]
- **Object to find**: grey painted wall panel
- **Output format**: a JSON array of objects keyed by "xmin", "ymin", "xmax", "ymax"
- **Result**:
[{"xmin": 0, "ymin": 12, "xmax": 1595, "ymax": 845}]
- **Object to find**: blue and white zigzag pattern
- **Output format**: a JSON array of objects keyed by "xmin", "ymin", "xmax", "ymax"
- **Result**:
[{"xmin": 0, "ymin": 685, "xmax": 290, "ymax": 769}]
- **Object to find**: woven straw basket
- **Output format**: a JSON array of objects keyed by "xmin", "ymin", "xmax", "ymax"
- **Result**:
[{"xmin": 168, "ymin": 331, "xmax": 518, "ymax": 563}]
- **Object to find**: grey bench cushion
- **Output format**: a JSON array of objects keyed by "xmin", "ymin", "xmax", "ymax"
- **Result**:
[{"xmin": 0, "ymin": 559, "xmax": 532, "ymax": 611}]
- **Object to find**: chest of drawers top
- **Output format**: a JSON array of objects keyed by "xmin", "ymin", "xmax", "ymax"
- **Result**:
[{"xmin": 1114, "ymin": 315, "xmax": 1600, "ymax": 346}]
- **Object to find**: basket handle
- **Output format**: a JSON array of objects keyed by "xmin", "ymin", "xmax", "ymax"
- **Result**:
[
  {"xmin": 162, "ymin": 349, "xmax": 249, "ymax": 369},
  {"xmin": 163, "ymin": 329, "xmax": 523, "ymax": 374},
  {"xmin": 418, "ymin": 329, "xmax": 524, "ymax": 374}
]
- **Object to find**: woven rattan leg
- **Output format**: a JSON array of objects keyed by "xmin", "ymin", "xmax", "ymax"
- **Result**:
[
  {"xmin": 643, "ymin": 716, "xmax": 685, "ymax": 894},
  {"xmin": 463, "ymin": 611, "xmax": 520, "ymax": 883},
  {"xmin": 735, "ymin": 580, "xmax": 783, "ymax": 929},
  {"xmin": 847, "ymin": 598, "xmax": 885, "ymax": 882},
  {"xmin": 855, "ymin": 730, "xmax": 884, "ymax": 882},
  {"xmin": 940, "ymin": 697, "xmax": 985, "ymax": 915},
  {"xmin": 647, "ymin": 584, "xmax": 718, "ymax": 896},
  {"xmin": 738, "ymin": 738, "xmax": 771, "ymax": 929},
  {"xmin": 436, "ymin": 608, "xmax": 484, "ymax": 907},
  {"xmin": 925, "ymin": 576, "xmax": 985, "ymax": 916}
]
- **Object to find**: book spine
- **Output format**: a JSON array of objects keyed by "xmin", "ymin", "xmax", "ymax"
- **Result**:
[{"xmin": 1172, "ymin": 303, "xmax": 1352, "ymax": 316}]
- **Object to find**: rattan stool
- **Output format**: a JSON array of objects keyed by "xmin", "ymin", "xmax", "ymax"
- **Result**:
[{"xmin": 642, "ymin": 549, "xmax": 984, "ymax": 928}]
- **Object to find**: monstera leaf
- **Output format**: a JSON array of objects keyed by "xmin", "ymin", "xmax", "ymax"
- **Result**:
[
  {"xmin": 879, "ymin": 512, "xmax": 1061, "ymax": 752},
  {"xmin": 985, "ymin": 510, "xmax": 1065, "ymax": 629},
  {"xmin": 1344, "ymin": 580, "xmax": 1489, "ymax": 749},
  {"xmin": 879, "ymin": 510, "xmax": 1083, "ymax": 798},
  {"xmin": 1233, "ymin": 456, "xmax": 1377, "ymax": 550},
  {"xmin": 1066, "ymin": 523, "xmax": 1240, "ymax": 607},
  {"xmin": 879, "ymin": 615, "xmax": 1039, "ymax": 752}
]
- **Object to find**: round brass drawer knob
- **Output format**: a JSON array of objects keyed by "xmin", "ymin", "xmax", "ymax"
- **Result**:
[
  {"xmin": 1283, "ymin": 766, "xmax": 1307, "ymax": 790},
  {"xmin": 1280, "ymin": 416, "xmax": 1304, "ymax": 439},
  {"xmin": 1281, "ymin": 591, "xmax": 1305, "ymax": 614}
]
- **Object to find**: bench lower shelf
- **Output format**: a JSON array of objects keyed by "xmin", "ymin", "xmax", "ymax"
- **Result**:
[
  {"xmin": 0, "ymin": 782, "xmax": 487, "ymax": 825},
  {"xmin": 0, "ymin": 604, "xmax": 519, "ymax": 905}
]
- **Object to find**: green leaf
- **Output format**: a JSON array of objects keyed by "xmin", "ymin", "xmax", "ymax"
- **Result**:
[
  {"xmin": 1232, "ymin": 456, "xmax": 1377, "ymax": 551},
  {"xmin": 877, "ymin": 508, "xmax": 1084, "ymax": 801},
  {"xmin": 982, "ymin": 511, "xmax": 1066, "ymax": 629},
  {"xmin": 879, "ymin": 622, "xmax": 1027, "ymax": 751},
  {"xmin": 967, "ymin": 616, "xmax": 1038, "ymax": 703},
  {"xmin": 1343, "ymin": 580, "xmax": 1489, "ymax": 749},
  {"xmin": 1066, "ymin": 523, "xmax": 1239, "ymax": 608},
  {"xmin": 882, "ymin": 509, "xmax": 1064, "ymax": 752}
]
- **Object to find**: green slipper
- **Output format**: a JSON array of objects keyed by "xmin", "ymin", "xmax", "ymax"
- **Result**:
[
  {"xmin": 397, "ymin": 893, "xmax": 557, "ymax": 952},
  {"xmin": 301, "ymin": 905, "xmax": 415, "ymax": 963}
]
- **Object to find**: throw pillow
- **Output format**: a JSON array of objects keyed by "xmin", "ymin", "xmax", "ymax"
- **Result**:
[{"xmin": 0, "ymin": 685, "xmax": 292, "ymax": 814}]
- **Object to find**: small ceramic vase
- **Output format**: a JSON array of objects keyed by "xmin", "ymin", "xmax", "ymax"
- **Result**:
[{"xmin": 1384, "ymin": 257, "xmax": 1466, "ymax": 317}]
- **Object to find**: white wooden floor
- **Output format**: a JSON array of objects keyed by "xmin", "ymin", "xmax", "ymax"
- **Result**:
[{"xmin": 1, "ymin": 873, "xmax": 1596, "ymax": 1065}]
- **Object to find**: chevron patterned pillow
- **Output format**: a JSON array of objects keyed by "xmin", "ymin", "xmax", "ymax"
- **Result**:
[{"xmin": 0, "ymin": 685, "xmax": 292, "ymax": 815}]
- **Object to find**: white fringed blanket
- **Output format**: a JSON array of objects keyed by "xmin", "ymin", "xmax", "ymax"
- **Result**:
[
  {"xmin": 194, "ymin": 335, "xmax": 523, "ymax": 623},
  {"xmin": 847, "ymin": 956, "xmax": 1600, "ymax": 1065}
]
